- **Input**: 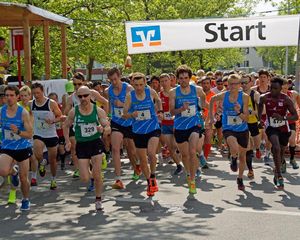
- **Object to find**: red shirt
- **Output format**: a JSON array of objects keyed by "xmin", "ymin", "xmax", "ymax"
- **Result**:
[
  {"xmin": 287, "ymin": 91, "xmax": 296, "ymax": 124},
  {"xmin": 56, "ymin": 104, "xmax": 64, "ymax": 137},
  {"xmin": 160, "ymin": 91, "xmax": 174, "ymax": 126},
  {"xmin": 265, "ymin": 93, "xmax": 290, "ymax": 132}
]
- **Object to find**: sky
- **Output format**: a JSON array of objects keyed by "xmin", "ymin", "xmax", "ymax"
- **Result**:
[{"xmin": 254, "ymin": 0, "xmax": 283, "ymax": 16}]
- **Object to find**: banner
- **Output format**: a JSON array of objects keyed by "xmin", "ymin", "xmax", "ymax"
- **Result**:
[{"xmin": 125, "ymin": 15, "xmax": 300, "ymax": 54}]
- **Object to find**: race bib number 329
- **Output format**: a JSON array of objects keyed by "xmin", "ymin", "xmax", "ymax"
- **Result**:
[{"xmin": 80, "ymin": 123, "xmax": 97, "ymax": 137}]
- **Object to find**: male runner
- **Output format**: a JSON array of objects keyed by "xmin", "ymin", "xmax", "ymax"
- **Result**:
[
  {"xmin": 29, "ymin": 83, "xmax": 62, "ymax": 189},
  {"xmin": 0, "ymin": 85, "xmax": 33, "ymax": 210},
  {"xmin": 258, "ymin": 77, "xmax": 298, "ymax": 189},
  {"xmin": 64, "ymin": 86, "xmax": 111, "ymax": 210}
]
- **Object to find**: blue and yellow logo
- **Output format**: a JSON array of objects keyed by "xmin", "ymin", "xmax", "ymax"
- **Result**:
[{"xmin": 131, "ymin": 25, "xmax": 161, "ymax": 48}]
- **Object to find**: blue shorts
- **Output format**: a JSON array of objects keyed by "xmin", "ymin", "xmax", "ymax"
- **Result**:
[{"xmin": 161, "ymin": 125, "xmax": 174, "ymax": 135}]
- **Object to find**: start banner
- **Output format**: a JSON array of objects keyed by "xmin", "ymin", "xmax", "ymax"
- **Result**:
[{"xmin": 125, "ymin": 15, "xmax": 300, "ymax": 54}]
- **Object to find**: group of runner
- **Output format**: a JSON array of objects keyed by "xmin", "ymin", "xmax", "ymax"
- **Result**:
[{"xmin": 0, "ymin": 65, "xmax": 299, "ymax": 211}]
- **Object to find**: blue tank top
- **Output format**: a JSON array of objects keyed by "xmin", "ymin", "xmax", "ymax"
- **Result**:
[
  {"xmin": 130, "ymin": 88, "xmax": 160, "ymax": 134},
  {"xmin": 174, "ymin": 85, "xmax": 201, "ymax": 130},
  {"xmin": 109, "ymin": 82, "xmax": 133, "ymax": 127},
  {"xmin": 1, "ymin": 105, "xmax": 32, "ymax": 150},
  {"xmin": 222, "ymin": 91, "xmax": 248, "ymax": 132}
]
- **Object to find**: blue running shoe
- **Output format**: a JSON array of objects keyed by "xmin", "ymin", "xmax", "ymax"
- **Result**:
[
  {"xmin": 173, "ymin": 164, "xmax": 183, "ymax": 175},
  {"xmin": 196, "ymin": 169, "xmax": 201, "ymax": 178},
  {"xmin": 88, "ymin": 179, "xmax": 95, "ymax": 192},
  {"xmin": 20, "ymin": 199, "xmax": 30, "ymax": 211},
  {"xmin": 11, "ymin": 174, "xmax": 19, "ymax": 187},
  {"xmin": 199, "ymin": 155, "xmax": 209, "ymax": 169}
]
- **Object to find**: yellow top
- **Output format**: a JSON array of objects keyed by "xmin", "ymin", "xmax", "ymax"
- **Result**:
[
  {"xmin": 18, "ymin": 101, "xmax": 30, "ymax": 112},
  {"xmin": 248, "ymin": 96, "xmax": 257, "ymax": 124}
]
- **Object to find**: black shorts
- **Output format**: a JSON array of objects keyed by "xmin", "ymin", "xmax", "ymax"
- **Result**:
[
  {"xmin": 1, "ymin": 148, "xmax": 32, "ymax": 162},
  {"xmin": 69, "ymin": 126, "xmax": 75, "ymax": 137},
  {"xmin": 133, "ymin": 129, "xmax": 161, "ymax": 149},
  {"xmin": 33, "ymin": 135, "xmax": 58, "ymax": 148},
  {"xmin": 223, "ymin": 130, "xmax": 249, "ymax": 149},
  {"xmin": 174, "ymin": 126, "xmax": 200, "ymax": 144},
  {"xmin": 76, "ymin": 138, "xmax": 105, "ymax": 159},
  {"xmin": 248, "ymin": 122, "xmax": 260, "ymax": 137},
  {"xmin": 266, "ymin": 127, "xmax": 291, "ymax": 147},
  {"xmin": 111, "ymin": 121, "xmax": 133, "ymax": 139},
  {"xmin": 214, "ymin": 115, "xmax": 223, "ymax": 129},
  {"xmin": 58, "ymin": 136, "xmax": 65, "ymax": 145},
  {"xmin": 289, "ymin": 122, "xmax": 296, "ymax": 131}
]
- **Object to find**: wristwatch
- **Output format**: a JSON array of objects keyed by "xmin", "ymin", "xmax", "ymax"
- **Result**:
[{"xmin": 17, "ymin": 129, "xmax": 21, "ymax": 135}]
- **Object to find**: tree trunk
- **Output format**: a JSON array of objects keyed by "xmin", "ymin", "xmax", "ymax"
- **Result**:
[{"xmin": 87, "ymin": 56, "xmax": 94, "ymax": 82}]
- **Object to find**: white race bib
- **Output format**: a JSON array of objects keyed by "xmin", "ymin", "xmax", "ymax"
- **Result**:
[
  {"xmin": 80, "ymin": 123, "xmax": 98, "ymax": 137},
  {"xmin": 163, "ymin": 112, "xmax": 172, "ymax": 120},
  {"xmin": 269, "ymin": 117, "xmax": 286, "ymax": 128},
  {"xmin": 181, "ymin": 105, "xmax": 196, "ymax": 117},
  {"xmin": 136, "ymin": 110, "xmax": 151, "ymax": 121},
  {"xmin": 114, "ymin": 107, "xmax": 124, "ymax": 118},
  {"xmin": 36, "ymin": 117, "xmax": 48, "ymax": 130},
  {"xmin": 55, "ymin": 122, "xmax": 62, "ymax": 129},
  {"xmin": 227, "ymin": 116, "xmax": 243, "ymax": 126},
  {"xmin": 4, "ymin": 129, "xmax": 21, "ymax": 141}
]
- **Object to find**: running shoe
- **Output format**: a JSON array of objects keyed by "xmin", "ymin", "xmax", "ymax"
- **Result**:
[
  {"xmin": 247, "ymin": 170, "xmax": 254, "ymax": 180},
  {"xmin": 196, "ymin": 169, "xmax": 201, "ymax": 178},
  {"xmin": 264, "ymin": 154, "xmax": 273, "ymax": 166},
  {"xmin": 88, "ymin": 179, "xmax": 95, "ymax": 192},
  {"xmin": 132, "ymin": 172, "xmax": 140, "ymax": 181},
  {"xmin": 274, "ymin": 176, "xmax": 284, "ymax": 190},
  {"xmin": 150, "ymin": 178, "xmax": 158, "ymax": 192},
  {"xmin": 237, "ymin": 178, "xmax": 245, "ymax": 191},
  {"xmin": 73, "ymin": 169, "xmax": 80, "ymax": 178},
  {"xmin": 147, "ymin": 184, "xmax": 154, "ymax": 197},
  {"xmin": 102, "ymin": 154, "xmax": 107, "ymax": 170},
  {"xmin": 173, "ymin": 164, "xmax": 183, "ymax": 175},
  {"xmin": 50, "ymin": 180, "xmax": 57, "ymax": 190},
  {"xmin": 112, "ymin": 180, "xmax": 124, "ymax": 189},
  {"xmin": 95, "ymin": 200, "xmax": 103, "ymax": 211},
  {"xmin": 290, "ymin": 159, "xmax": 299, "ymax": 169},
  {"xmin": 199, "ymin": 154, "xmax": 209, "ymax": 169},
  {"xmin": 39, "ymin": 159, "xmax": 47, "ymax": 177},
  {"xmin": 256, "ymin": 150, "xmax": 262, "ymax": 159},
  {"xmin": 281, "ymin": 161, "xmax": 287, "ymax": 174},
  {"xmin": 189, "ymin": 180, "xmax": 197, "ymax": 194},
  {"xmin": 230, "ymin": 157, "xmax": 238, "ymax": 172},
  {"xmin": 11, "ymin": 173, "xmax": 19, "ymax": 187},
  {"xmin": 20, "ymin": 199, "xmax": 30, "ymax": 211},
  {"xmin": 7, "ymin": 189, "xmax": 16, "ymax": 204},
  {"xmin": 30, "ymin": 178, "xmax": 37, "ymax": 186}
]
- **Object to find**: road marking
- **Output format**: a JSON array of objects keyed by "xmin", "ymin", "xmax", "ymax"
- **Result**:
[{"xmin": 227, "ymin": 208, "xmax": 300, "ymax": 217}]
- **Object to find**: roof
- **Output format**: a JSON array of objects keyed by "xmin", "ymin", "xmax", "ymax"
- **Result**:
[{"xmin": 0, "ymin": 2, "xmax": 73, "ymax": 26}]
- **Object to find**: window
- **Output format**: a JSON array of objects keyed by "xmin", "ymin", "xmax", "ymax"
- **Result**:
[{"xmin": 244, "ymin": 61, "xmax": 249, "ymax": 67}]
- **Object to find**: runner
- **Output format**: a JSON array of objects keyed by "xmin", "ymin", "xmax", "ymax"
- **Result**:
[
  {"xmin": 104, "ymin": 67, "xmax": 139, "ymax": 189},
  {"xmin": 241, "ymin": 74, "xmax": 261, "ymax": 178},
  {"xmin": 64, "ymin": 72, "xmax": 108, "ymax": 178},
  {"xmin": 159, "ymin": 73, "xmax": 183, "ymax": 175},
  {"xmin": 0, "ymin": 85, "xmax": 33, "ymax": 210},
  {"xmin": 258, "ymin": 77, "xmax": 298, "ymax": 189},
  {"xmin": 64, "ymin": 86, "xmax": 111, "ymax": 210},
  {"xmin": 169, "ymin": 65, "xmax": 207, "ymax": 194},
  {"xmin": 122, "ymin": 72, "xmax": 162, "ymax": 197},
  {"xmin": 281, "ymin": 79, "xmax": 299, "ymax": 170},
  {"xmin": 29, "ymin": 83, "xmax": 62, "ymax": 189},
  {"xmin": 209, "ymin": 74, "xmax": 249, "ymax": 190}
]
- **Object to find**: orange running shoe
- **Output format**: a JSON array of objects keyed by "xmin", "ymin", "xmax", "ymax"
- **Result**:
[
  {"xmin": 150, "ymin": 177, "xmax": 158, "ymax": 192},
  {"xmin": 147, "ymin": 184, "xmax": 154, "ymax": 197},
  {"xmin": 112, "ymin": 180, "xmax": 124, "ymax": 189}
]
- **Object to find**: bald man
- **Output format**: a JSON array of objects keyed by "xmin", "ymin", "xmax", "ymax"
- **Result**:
[{"xmin": 63, "ymin": 86, "xmax": 111, "ymax": 211}]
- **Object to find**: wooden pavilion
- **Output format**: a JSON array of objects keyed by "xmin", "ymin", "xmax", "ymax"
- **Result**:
[{"xmin": 0, "ymin": 2, "xmax": 73, "ymax": 81}]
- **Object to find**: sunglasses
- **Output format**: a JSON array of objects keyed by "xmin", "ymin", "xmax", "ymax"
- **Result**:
[
  {"xmin": 241, "ymin": 81, "xmax": 249, "ymax": 85},
  {"xmin": 73, "ymin": 83, "xmax": 83, "ymax": 86},
  {"xmin": 78, "ymin": 94, "xmax": 89, "ymax": 99}
]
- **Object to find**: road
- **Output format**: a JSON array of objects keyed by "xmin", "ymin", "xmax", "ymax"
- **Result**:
[{"xmin": 1, "ymin": 148, "xmax": 300, "ymax": 240}]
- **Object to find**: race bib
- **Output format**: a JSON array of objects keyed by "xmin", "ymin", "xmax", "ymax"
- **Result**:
[
  {"xmin": 114, "ymin": 107, "xmax": 124, "ymax": 118},
  {"xmin": 80, "ymin": 123, "xmax": 98, "ymax": 137},
  {"xmin": 4, "ymin": 129, "xmax": 21, "ymax": 141},
  {"xmin": 55, "ymin": 122, "xmax": 62, "ymax": 129},
  {"xmin": 181, "ymin": 105, "xmax": 196, "ymax": 117},
  {"xmin": 227, "ymin": 116, "xmax": 243, "ymax": 126},
  {"xmin": 36, "ymin": 117, "xmax": 47, "ymax": 130},
  {"xmin": 163, "ymin": 112, "xmax": 172, "ymax": 120},
  {"xmin": 269, "ymin": 117, "xmax": 286, "ymax": 128},
  {"xmin": 136, "ymin": 110, "xmax": 151, "ymax": 121}
]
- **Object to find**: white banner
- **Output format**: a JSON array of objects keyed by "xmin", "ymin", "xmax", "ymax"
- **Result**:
[{"xmin": 125, "ymin": 15, "xmax": 300, "ymax": 54}]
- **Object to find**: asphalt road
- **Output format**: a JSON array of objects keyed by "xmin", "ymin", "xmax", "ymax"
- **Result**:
[{"xmin": 1, "ymin": 148, "xmax": 299, "ymax": 240}]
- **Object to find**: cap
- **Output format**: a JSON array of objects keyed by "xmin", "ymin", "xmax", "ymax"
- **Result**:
[{"xmin": 65, "ymin": 81, "xmax": 74, "ymax": 93}]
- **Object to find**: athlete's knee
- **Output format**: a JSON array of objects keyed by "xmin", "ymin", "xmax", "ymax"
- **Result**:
[
  {"xmin": 0, "ymin": 168, "xmax": 10, "ymax": 176},
  {"xmin": 80, "ymin": 174, "xmax": 89, "ymax": 183}
]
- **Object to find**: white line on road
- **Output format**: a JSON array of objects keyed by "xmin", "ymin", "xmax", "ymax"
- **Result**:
[{"xmin": 227, "ymin": 208, "xmax": 300, "ymax": 217}]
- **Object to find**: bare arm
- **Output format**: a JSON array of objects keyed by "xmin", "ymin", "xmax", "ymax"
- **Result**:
[
  {"xmin": 122, "ymin": 92, "xmax": 134, "ymax": 119},
  {"xmin": 97, "ymin": 107, "xmax": 111, "ymax": 137},
  {"xmin": 64, "ymin": 95, "xmax": 73, "ymax": 115},
  {"xmin": 63, "ymin": 108, "xmax": 75, "ymax": 145},
  {"xmin": 20, "ymin": 110, "xmax": 33, "ymax": 139},
  {"xmin": 151, "ymin": 88, "xmax": 162, "ymax": 112},
  {"xmin": 258, "ymin": 95, "xmax": 266, "ymax": 123},
  {"xmin": 209, "ymin": 92, "xmax": 225, "ymax": 122},
  {"xmin": 169, "ymin": 88, "xmax": 184, "ymax": 116},
  {"xmin": 91, "ymin": 89, "xmax": 108, "ymax": 113},
  {"xmin": 197, "ymin": 86, "xmax": 208, "ymax": 109},
  {"xmin": 50, "ymin": 100, "xmax": 62, "ymax": 123},
  {"xmin": 238, "ymin": 93, "xmax": 249, "ymax": 122},
  {"xmin": 285, "ymin": 97, "xmax": 298, "ymax": 121}
]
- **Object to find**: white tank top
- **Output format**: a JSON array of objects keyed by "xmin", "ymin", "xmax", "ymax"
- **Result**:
[
  {"xmin": 31, "ymin": 98, "xmax": 57, "ymax": 138},
  {"xmin": 72, "ymin": 93, "xmax": 80, "ymax": 107}
]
